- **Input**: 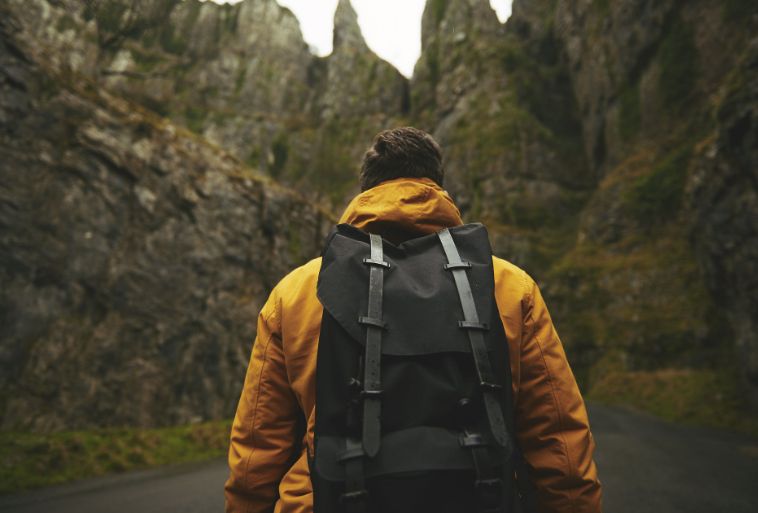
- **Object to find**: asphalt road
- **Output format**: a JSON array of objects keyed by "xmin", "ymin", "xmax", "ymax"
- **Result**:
[{"xmin": 1, "ymin": 404, "xmax": 757, "ymax": 513}]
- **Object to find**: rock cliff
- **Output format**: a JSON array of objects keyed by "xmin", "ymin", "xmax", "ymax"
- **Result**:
[
  {"xmin": 1, "ymin": 0, "xmax": 756, "ymax": 431},
  {"xmin": 415, "ymin": 0, "xmax": 757, "ymax": 414},
  {"xmin": 0, "ymin": 0, "xmax": 330, "ymax": 430}
]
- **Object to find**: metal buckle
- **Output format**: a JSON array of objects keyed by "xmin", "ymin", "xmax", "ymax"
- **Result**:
[
  {"xmin": 443, "ymin": 261, "xmax": 472, "ymax": 270},
  {"xmin": 459, "ymin": 431, "xmax": 487, "ymax": 448},
  {"xmin": 339, "ymin": 490, "xmax": 368, "ymax": 503},
  {"xmin": 357, "ymin": 316, "xmax": 387, "ymax": 329},
  {"xmin": 458, "ymin": 321, "xmax": 489, "ymax": 331},
  {"xmin": 475, "ymin": 478, "xmax": 502, "ymax": 489},
  {"xmin": 362, "ymin": 257, "xmax": 390, "ymax": 268},
  {"xmin": 480, "ymin": 381, "xmax": 503, "ymax": 392}
]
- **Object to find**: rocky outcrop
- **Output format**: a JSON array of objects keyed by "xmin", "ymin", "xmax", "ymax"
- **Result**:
[
  {"xmin": 1, "ymin": 0, "xmax": 756, "ymax": 431},
  {"xmin": 0, "ymin": 3, "xmax": 329, "ymax": 430},
  {"xmin": 690, "ymin": 37, "xmax": 758, "ymax": 405},
  {"xmin": 8, "ymin": 0, "xmax": 408, "ymax": 205},
  {"xmin": 545, "ymin": 0, "xmax": 758, "ymax": 405},
  {"xmin": 93, "ymin": 0, "xmax": 407, "ymax": 203},
  {"xmin": 410, "ymin": 0, "xmax": 593, "ymax": 286},
  {"xmin": 411, "ymin": 0, "xmax": 758, "ymax": 409}
]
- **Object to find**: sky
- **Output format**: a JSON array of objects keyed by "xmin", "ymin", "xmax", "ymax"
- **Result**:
[{"xmin": 207, "ymin": 0, "xmax": 513, "ymax": 77}]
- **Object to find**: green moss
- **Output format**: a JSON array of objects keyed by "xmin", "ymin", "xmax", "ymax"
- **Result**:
[
  {"xmin": 592, "ymin": 0, "xmax": 610, "ymax": 14},
  {"xmin": 623, "ymin": 145, "xmax": 691, "ymax": 227},
  {"xmin": 220, "ymin": 3, "xmax": 240, "ymax": 33},
  {"xmin": 547, "ymin": 232, "xmax": 713, "ymax": 377},
  {"xmin": 245, "ymin": 146, "xmax": 261, "ymax": 169},
  {"xmin": 287, "ymin": 227, "xmax": 302, "ymax": 262},
  {"xmin": 426, "ymin": 42, "xmax": 440, "ymax": 87},
  {"xmin": 234, "ymin": 63, "xmax": 248, "ymax": 94},
  {"xmin": 139, "ymin": 94, "xmax": 171, "ymax": 117},
  {"xmin": 658, "ymin": 15, "xmax": 698, "ymax": 111},
  {"xmin": 501, "ymin": 33, "xmax": 585, "ymax": 141},
  {"xmin": 56, "ymin": 14, "xmax": 78, "ymax": 32},
  {"xmin": 311, "ymin": 131, "xmax": 356, "ymax": 204},
  {"xmin": 430, "ymin": 0, "xmax": 449, "ymax": 26},
  {"xmin": 184, "ymin": 106, "xmax": 205, "ymax": 134},
  {"xmin": 93, "ymin": 0, "xmax": 130, "ymax": 36},
  {"xmin": 159, "ymin": 27, "xmax": 187, "ymax": 55},
  {"xmin": 618, "ymin": 81, "xmax": 641, "ymax": 140},
  {"xmin": 501, "ymin": 40, "xmax": 529, "ymax": 72},
  {"xmin": 0, "ymin": 420, "xmax": 231, "ymax": 494},
  {"xmin": 131, "ymin": 49, "xmax": 162, "ymax": 73},
  {"xmin": 182, "ymin": 0, "xmax": 203, "ymax": 33}
]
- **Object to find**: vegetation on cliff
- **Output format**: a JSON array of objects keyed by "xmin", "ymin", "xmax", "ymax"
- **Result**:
[
  {"xmin": 0, "ymin": 421, "xmax": 231, "ymax": 493},
  {"xmin": 1, "ymin": 0, "xmax": 757, "ymax": 492}
]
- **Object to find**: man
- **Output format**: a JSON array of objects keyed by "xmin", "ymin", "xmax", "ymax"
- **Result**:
[{"xmin": 225, "ymin": 127, "xmax": 602, "ymax": 513}]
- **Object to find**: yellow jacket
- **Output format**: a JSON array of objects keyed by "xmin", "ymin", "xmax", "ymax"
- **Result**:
[{"xmin": 225, "ymin": 178, "xmax": 602, "ymax": 513}]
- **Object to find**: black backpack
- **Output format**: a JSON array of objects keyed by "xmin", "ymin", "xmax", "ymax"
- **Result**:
[{"xmin": 311, "ymin": 223, "xmax": 528, "ymax": 513}]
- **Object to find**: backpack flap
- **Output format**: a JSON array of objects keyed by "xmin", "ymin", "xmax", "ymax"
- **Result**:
[
  {"xmin": 317, "ymin": 223, "xmax": 496, "ymax": 356},
  {"xmin": 314, "ymin": 426, "xmax": 475, "ymax": 481}
]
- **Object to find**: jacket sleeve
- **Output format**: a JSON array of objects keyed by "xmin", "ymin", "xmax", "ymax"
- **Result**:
[
  {"xmin": 515, "ymin": 275, "xmax": 602, "ymax": 513},
  {"xmin": 224, "ymin": 288, "xmax": 301, "ymax": 513}
]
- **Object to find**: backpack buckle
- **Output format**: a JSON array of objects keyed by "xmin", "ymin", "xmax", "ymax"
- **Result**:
[
  {"xmin": 444, "ymin": 261, "xmax": 472, "ymax": 270},
  {"xmin": 339, "ymin": 490, "xmax": 369, "ymax": 504},
  {"xmin": 475, "ymin": 478, "xmax": 503, "ymax": 489},
  {"xmin": 358, "ymin": 316, "xmax": 387, "ymax": 329},
  {"xmin": 346, "ymin": 377, "xmax": 362, "ymax": 393},
  {"xmin": 479, "ymin": 381, "xmax": 503, "ymax": 392},
  {"xmin": 459, "ymin": 431, "xmax": 487, "ymax": 448},
  {"xmin": 474, "ymin": 478, "xmax": 504, "ymax": 513},
  {"xmin": 362, "ymin": 257, "xmax": 390, "ymax": 268},
  {"xmin": 458, "ymin": 321, "xmax": 489, "ymax": 331}
]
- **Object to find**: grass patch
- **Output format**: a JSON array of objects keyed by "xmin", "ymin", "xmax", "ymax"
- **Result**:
[
  {"xmin": 588, "ymin": 363, "xmax": 758, "ymax": 436},
  {"xmin": 547, "ymin": 231, "xmax": 713, "ymax": 374},
  {"xmin": 0, "ymin": 420, "xmax": 231, "ymax": 494}
]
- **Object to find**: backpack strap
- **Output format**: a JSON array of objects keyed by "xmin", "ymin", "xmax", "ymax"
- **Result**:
[
  {"xmin": 340, "ymin": 233, "xmax": 387, "ymax": 511},
  {"xmin": 338, "ymin": 436, "xmax": 368, "ymax": 513},
  {"xmin": 460, "ymin": 428, "xmax": 506, "ymax": 513},
  {"xmin": 438, "ymin": 228, "xmax": 510, "ymax": 449},
  {"xmin": 358, "ymin": 232, "xmax": 386, "ymax": 457}
]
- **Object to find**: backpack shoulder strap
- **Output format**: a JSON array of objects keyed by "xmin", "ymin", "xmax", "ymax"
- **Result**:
[
  {"xmin": 359, "ymin": 233, "xmax": 387, "ymax": 457},
  {"xmin": 340, "ymin": 233, "xmax": 387, "ymax": 513},
  {"xmin": 438, "ymin": 228, "xmax": 511, "ymax": 451}
]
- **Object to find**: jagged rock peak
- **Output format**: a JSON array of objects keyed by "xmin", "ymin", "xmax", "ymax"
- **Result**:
[
  {"xmin": 333, "ymin": 0, "xmax": 367, "ymax": 51},
  {"xmin": 235, "ymin": 0, "xmax": 306, "ymax": 48},
  {"xmin": 420, "ymin": 0, "xmax": 501, "ymax": 47}
]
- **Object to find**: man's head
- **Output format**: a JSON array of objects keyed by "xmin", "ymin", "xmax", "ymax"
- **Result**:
[{"xmin": 359, "ymin": 127, "xmax": 444, "ymax": 191}]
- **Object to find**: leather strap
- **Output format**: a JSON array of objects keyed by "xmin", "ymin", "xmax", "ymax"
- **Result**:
[
  {"xmin": 461, "ymin": 429, "xmax": 505, "ymax": 513},
  {"xmin": 339, "ymin": 234, "xmax": 386, "ymax": 510},
  {"xmin": 361, "ymin": 233, "xmax": 386, "ymax": 457},
  {"xmin": 339, "ymin": 437, "xmax": 367, "ymax": 513},
  {"xmin": 438, "ymin": 228, "xmax": 510, "ymax": 449}
]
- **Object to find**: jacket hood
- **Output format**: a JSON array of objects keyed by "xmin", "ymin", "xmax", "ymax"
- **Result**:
[{"xmin": 338, "ymin": 178, "xmax": 463, "ymax": 244}]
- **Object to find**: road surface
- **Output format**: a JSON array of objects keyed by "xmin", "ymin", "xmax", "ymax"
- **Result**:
[{"xmin": 2, "ymin": 404, "xmax": 757, "ymax": 512}]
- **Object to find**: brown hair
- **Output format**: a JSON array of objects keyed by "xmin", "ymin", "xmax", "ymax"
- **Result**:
[{"xmin": 359, "ymin": 127, "xmax": 444, "ymax": 191}]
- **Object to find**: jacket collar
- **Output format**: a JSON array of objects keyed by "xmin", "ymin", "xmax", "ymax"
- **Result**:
[{"xmin": 338, "ymin": 178, "xmax": 463, "ymax": 244}]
